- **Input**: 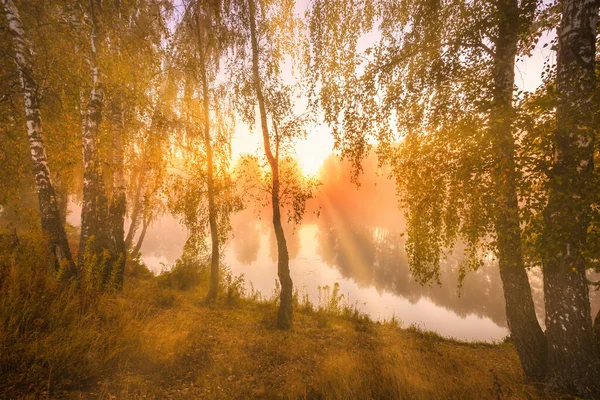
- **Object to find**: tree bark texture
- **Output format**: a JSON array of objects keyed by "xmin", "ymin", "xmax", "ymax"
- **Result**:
[
  {"xmin": 541, "ymin": 0, "xmax": 600, "ymax": 396},
  {"xmin": 489, "ymin": 0, "xmax": 547, "ymax": 382},
  {"xmin": 197, "ymin": 5, "xmax": 220, "ymax": 302},
  {"xmin": 125, "ymin": 162, "xmax": 148, "ymax": 250},
  {"xmin": 248, "ymin": 0, "xmax": 293, "ymax": 329},
  {"xmin": 2, "ymin": 0, "xmax": 75, "ymax": 275},
  {"xmin": 131, "ymin": 216, "xmax": 148, "ymax": 256},
  {"xmin": 108, "ymin": 95, "xmax": 126, "ymax": 289},
  {"xmin": 78, "ymin": 0, "xmax": 113, "ymax": 284}
]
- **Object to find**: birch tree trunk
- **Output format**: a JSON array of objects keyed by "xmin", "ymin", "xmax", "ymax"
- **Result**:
[
  {"xmin": 541, "ymin": 0, "xmax": 600, "ymax": 395},
  {"xmin": 489, "ymin": 0, "xmax": 546, "ymax": 382},
  {"xmin": 197, "ymin": 8, "xmax": 220, "ymax": 303},
  {"xmin": 105, "ymin": 0, "xmax": 126, "ymax": 288},
  {"xmin": 595, "ymin": 310, "xmax": 600, "ymax": 353},
  {"xmin": 108, "ymin": 95, "xmax": 126, "ymax": 288},
  {"xmin": 248, "ymin": 0, "xmax": 293, "ymax": 329},
  {"xmin": 125, "ymin": 162, "xmax": 148, "ymax": 250},
  {"xmin": 2, "ymin": 0, "xmax": 75, "ymax": 275},
  {"xmin": 131, "ymin": 215, "xmax": 149, "ymax": 256},
  {"xmin": 78, "ymin": 0, "xmax": 112, "ymax": 279}
]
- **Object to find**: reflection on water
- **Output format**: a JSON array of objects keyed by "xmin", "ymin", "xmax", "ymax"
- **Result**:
[
  {"xmin": 137, "ymin": 155, "xmax": 600, "ymax": 342},
  {"xmin": 315, "ymin": 219, "xmax": 507, "ymax": 326},
  {"xmin": 221, "ymin": 216, "xmax": 507, "ymax": 341}
]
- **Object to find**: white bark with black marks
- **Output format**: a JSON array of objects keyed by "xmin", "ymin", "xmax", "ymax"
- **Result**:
[
  {"xmin": 78, "ymin": 0, "xmax": 112, "ymax": 279},
  {"xmin": 2, "ymin": 0, "xmax": 75, "ymax": 273}
]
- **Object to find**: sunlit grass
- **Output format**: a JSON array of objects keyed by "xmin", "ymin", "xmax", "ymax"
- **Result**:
[{"xmin": 0, "ymin": 244, "xmax": 555, "ymax": 399}]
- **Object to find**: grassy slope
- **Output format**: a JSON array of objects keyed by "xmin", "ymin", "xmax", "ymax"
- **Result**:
[{"xmin": 1, "ymin": 277, "xmax": 552, "ymax": 400}]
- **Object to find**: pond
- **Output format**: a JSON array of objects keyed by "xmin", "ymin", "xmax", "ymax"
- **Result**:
[{"xmin": 133, "ymin": 157, "xmax": 600, "ymax": 343}]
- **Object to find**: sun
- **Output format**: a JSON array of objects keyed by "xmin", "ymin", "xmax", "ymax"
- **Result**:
[
  {"xmin": 230, "ymin": 122, "xmax": 334, "ymax": 176},
  {"xmin": 294, "ymin": 128, "xmax": 333, "ymax": 176},
  {"xmin": 295, "ymin": 150, "xmax": 324, "ymax": 176}
]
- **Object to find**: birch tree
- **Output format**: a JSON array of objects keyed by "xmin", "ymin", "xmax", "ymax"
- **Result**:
[
  {"xmin": 123, "ymin": 76, "xmax": 171, "ymax": 259},
  {"xmin": 78, "ymin": 0, "xmax": 112, "ymax": 280},
  {"xmin": 307, "ymin": 0, "xmax": 547, "ymax": 379},
  {"xmin": 540, "ymin": 0, "xmax": 600, "ymax": 395},
  {"xmin": 166, "ymin": 0, "xmax": 236, "ymax": 301},
  {"xmin": 68, "ymin": 0, "xmax": 169, "ymax": 288},
  {"xmin": 1, "ymin": 0, "xmax": 75, "ymax": 275},
  {"xmin": 486, "ymin": 0, "xmax": 547, "ymax": 381},
  {"xmin": 108, "ymin": 94, "xmax": 126, "ymax": 287},
  {"xmin": 104, "ymin": 0, "xmax": 169, "ymax": 287},
  {"xmin": 194, "ymin": 0, "xmax": 228, "ymax": 302},
  {"xmin": 224, "ymin": 0, "xmax": 307, "ymax": 328}
]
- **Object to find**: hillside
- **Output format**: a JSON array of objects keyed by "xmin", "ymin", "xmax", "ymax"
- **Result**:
[{"xmin": 1, "ymin": 271, "xmax": 553, "ymax": 399}]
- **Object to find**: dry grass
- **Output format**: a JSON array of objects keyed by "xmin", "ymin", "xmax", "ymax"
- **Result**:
[
  {"xmin": 0, "ymin": 243, "xmax": 555, "ymax": 399},
  {"xmin": 3, "ymin": 287, "xmax": 554, "ymax": 399}
]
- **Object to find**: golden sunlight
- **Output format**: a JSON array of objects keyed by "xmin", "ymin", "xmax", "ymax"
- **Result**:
[
  {"xmin": 232, "ymin": 123, "xmax": 334, "ymax": 177},
  {"xmin": 293, "ymin": 127, "xmax": 334, "ymax": 176},
  {"xmin": 4, "ymin": 0, "xmax": 598, "ymax": 397}
]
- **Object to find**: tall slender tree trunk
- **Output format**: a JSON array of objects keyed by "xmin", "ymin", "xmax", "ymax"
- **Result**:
[
  {"xmin": 79, "ymin": 0, "xmax": 112, "ymax": 278},
  {"xmin": 248, "ymin": 0, "xmax": 293, "ymax": 329},
  {"xmin": 489, "ymin": 0, "xmax": 547, "ymax": 382},
  {"xmin": 106, "ymin": 1, "xmax": 126, "ymax": 289},
  {"xmin": 595, "ymin": 310, "xmax": 600, "ymax": 353},
  {"xmin": 125, "ymin": 162, "xmax": 147, "ymax": 250},
  {"xmin": 2, "ymin": 0, "xmax": 75, "ymax": 275},
  {"xmin": 131, "ymin": 215, "xmax": 149, "ymax": 256},
  {"xmin": 541, "ymin": 0, "xmax": 600, "ymax": 396},
  {"xmin": 125, "ymin": 97, "xmax": 166, "ymax": 252},
  {"xmin": 55, "ymin": 172, "xmax": 69, "ymax": 226},
  {"xmin": 108, "ymin": 95, "xmax": 126, "ymax": 289},
  {"xmin": 197, "ymin": 7, "xmax": 220, "ymax": 303}
]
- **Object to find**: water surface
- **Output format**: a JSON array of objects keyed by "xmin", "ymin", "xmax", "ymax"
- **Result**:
[{"xmin": 135, "ymin": 156, "xmax": 600, "ymax": 342}]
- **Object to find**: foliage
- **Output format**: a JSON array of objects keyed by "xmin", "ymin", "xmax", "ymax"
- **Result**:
[
  {"xmin": 157, "ymin": 251, "xmax": 209, "ymax": 291},
  {"xmin": 223, "ymin": 272, "xmax": 246, "ymax": 305},
  {"xmin": 78, "ymin": 236, "xmax": 126, "ymax": 292},
  {"xmin": 235, "ymin": 154, "xmax": 321, "ymax": 224},
  {"xmin": 306, "ymin": 0, "xmax": 557, "ymax": 285},
  {"xmin": 1, "ymin": 0, "xmax": 600, "ymax": 395},
  {"xmin": 516, "ymin": 49, "xmax": 600, "ymax": 275}
]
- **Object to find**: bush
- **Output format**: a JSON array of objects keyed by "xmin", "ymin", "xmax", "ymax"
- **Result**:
[
  {"xmin": 0, "ymin": 239, "xmax": 125, "ymax": 394},
  {"xmin": 157, "ymin": 253, "xmax": 208, "ymax": 291},
  {"xmin": 126, "ymin": 255, "xmax": 153, "ymax": 280},
  {"xmin": 317, "ymin": 282, "xmax": 344, "ymax": 315},
  {"xmin": 223, "ymin": 273, "xmax": 246, "ymax": 305}
]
